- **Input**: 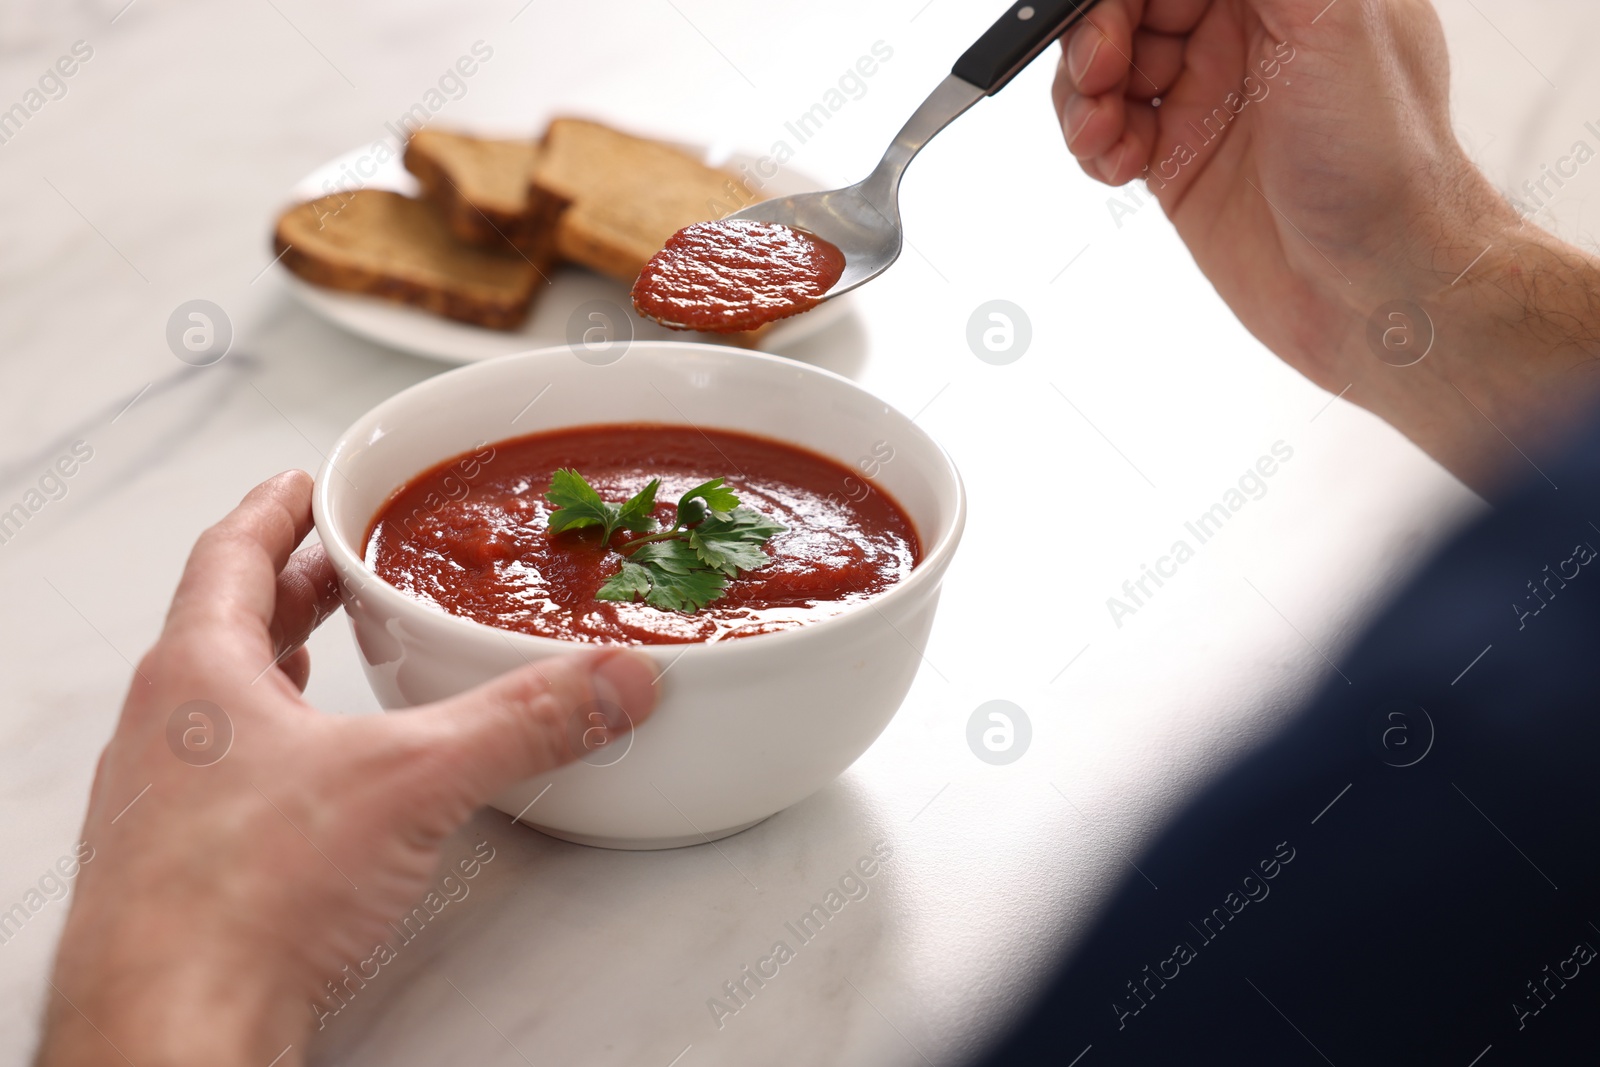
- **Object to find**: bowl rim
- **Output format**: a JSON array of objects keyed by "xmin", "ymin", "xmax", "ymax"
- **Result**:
[{"xmin": 312, "ymin": 341, "xmax": 967, "ymax": 658}]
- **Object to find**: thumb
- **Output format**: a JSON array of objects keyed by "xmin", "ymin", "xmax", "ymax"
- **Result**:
[{"xmin": 408, "ymin": 649, "xmax": 659, "ymax": 809}]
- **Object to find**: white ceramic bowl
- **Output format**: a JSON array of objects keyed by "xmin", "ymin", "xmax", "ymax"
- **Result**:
[{"xmin": 312, "ymin": 342, "xmax": 965, "ymax": 849}]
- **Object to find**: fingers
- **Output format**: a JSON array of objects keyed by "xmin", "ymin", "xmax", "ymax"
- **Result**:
[
  {"xmin": 262, "ymin": 545, "xmax": 337, "ymax": 692},
  {"xmin": 1142, "ymin": 0, "xmax": 1209, "ymax": 34},
  {"xmin": 278, "ymin": 646, "xmax": 312, "ymax": 692},
  {"xmin": 1057, "ymin": 0, "xmax": 1200, "ymax": 188},
  {"xmin": 407, "ymin": 650, "xmax": 660, "ymax": 809},
  {"xmin": 267, "ymin": 544, "xmax": 340, "ymax": 661},
  {"xmin": 1062, "ymin": 2, "xmax": 1135, "ymax": 97},
  {"xmin": 1093, "ymin": 102, "xmax": 1160, "ymax": 185},
  {"xmin": 1061, "ymin": 0, "xmax": 1209, "ymax": 98},
  {"xmin": 1061, "ymin": 86, "xmax": 1127, "ymax": 161},
  {"xmin": 1057, "ymin": 5, "xmax": 1138, "ymax": 182},
  {"xmin": 1126, "ymin": 29, "xmax": 1187, "ymax": 101},
  {"xmin": 166, "ymin": 471, "xmax": 316, "ymax": 639}
]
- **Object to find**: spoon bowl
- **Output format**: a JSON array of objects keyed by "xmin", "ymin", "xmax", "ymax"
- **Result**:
[
  {"xmin": 725, "ymin": 1, "xmax": 1100, "ymax": 301},
  {"xmin": 726, "ymin": 77, "xmax": 984, "ymax": 298},
  {"xmin": 728, "ymin": 184, "xmax": 903, "ymax": 298}
]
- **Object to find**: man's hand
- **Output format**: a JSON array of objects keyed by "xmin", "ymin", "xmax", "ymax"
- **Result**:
[
  {"xmin": 1056, "ymin": 0, "xmax": 1600, "ymax": 494},
  {"xmin": 36, "ymin": 471, "xmax": 659, "ymax": 1067}
]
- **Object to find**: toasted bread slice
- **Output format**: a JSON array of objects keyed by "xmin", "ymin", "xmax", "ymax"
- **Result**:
[
  {"xmin": 274, "ymin": 190, "xmax": 548, "ymax": 330},
  {"xmin": 404, "ymin": 130, "xmax": 552, "ymax": 249},
  {"xmin": 530, "ymin": 118, "xmax": 755, "ymax": 283}
]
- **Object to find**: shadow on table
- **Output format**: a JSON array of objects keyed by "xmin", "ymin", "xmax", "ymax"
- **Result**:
[{"xmin": 306, "ymin": 774, "xmax": 909, "ymax": 1066}]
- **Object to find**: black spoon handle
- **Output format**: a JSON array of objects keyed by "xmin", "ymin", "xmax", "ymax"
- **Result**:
[{"xmin": 952, "ymin": 0, "xmax": 1103, "ymax": 95}]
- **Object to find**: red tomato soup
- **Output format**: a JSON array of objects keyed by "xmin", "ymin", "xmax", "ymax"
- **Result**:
[
  {"xmin": 365, "ymin": 424, "xmax": 921, "ymax": 645},
  {"xmin": 631, "ymin": 220, "xmax": 846, "ymax": 333}
]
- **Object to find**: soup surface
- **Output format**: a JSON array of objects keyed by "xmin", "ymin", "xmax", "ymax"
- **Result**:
[
  {"xmin": 631, "ymin": 220, "xmax": 846, "ymax": 333},
  {"xmin": 366, "ymin": 424, "xmax": 920, "ymax": 645}
]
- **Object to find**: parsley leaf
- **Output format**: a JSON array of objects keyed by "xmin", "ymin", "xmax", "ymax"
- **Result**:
[
  {"xmin": 627, "ymin": 541, "xmax": 729, "ymax": 612},
  {"xmin": 545, "ymin": 469, "xmax": 784, "ymax": 613},
  {"xmin": 678, "ymin": 478, "xmax": 739, "ymax": 515},
  {"xmin": 689, "ymin": 506, "xmax": 786, "ymax": 576},
  {"xmin": 618, "ymin": 478, "xmax": 661, "ymax": 532},
  {"xmin": 596, "ymin": 560, "xmax": 653, "ymax": 603},
  {"xmin": 546, "ymin": 469, "xmax": 659, "ymax": 545},
  {"xmin": 645, "ymin": 568, "xmax": 729, "ymax": 613},
  {"xmin": 545, "ymin": 469, "xmax": 611, "ymax": 533}
]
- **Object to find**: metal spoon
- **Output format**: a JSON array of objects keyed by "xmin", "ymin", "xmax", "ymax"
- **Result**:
[{"xmin": 727, "ymin": 0, "xmax": 1102, "ymax": 298}]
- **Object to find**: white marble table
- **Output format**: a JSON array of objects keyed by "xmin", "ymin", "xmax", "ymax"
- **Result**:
[{"xmin": 2, "ymin": 1, "xmax": 1595, "ymax": 1063}]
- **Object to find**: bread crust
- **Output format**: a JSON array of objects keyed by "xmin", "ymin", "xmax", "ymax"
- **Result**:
[
  {"xmin": 404, "ymin": 144, "xmax": 521, "ymax": 247},
  {"xmin": 528, "ymin": 118, "xmax": 755, "ymax": 280},
  {"xmin": 403, "ymin": 131, "xmax": 554, "ymax": 253},
  {"xmin": 274, "ymin": 191, "xmax": 549, "ymax": 331},
  {"xmin": 279, "ymin": 124, "xmax": 788, "ymax": 343},
  {"xmin": 528, "ymin": 117, "xmax": 771, "ymax": 343}
]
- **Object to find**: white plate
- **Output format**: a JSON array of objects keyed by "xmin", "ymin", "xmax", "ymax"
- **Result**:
[{"xmin": 276, "ymin": 137, "xmax": 853, "ymax": 363}]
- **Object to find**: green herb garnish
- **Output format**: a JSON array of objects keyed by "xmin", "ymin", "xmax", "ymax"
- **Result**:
[
  {"xmin": 544, "ymin": 471, "xmax": 784, "ymax": 613},
  {"xmin": 545, "ymin": 468, "xmax": 660, "ymax": 543}
]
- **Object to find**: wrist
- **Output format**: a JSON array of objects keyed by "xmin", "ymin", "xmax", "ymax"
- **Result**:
[
  {"xmin": 1347, "ymin": 158, "xmax": 1524, "ymax": 313},
  {"xmin": 38, "ymin": 915, "xmax": 310, "ymax": 1067},
  {"xmin": 1332, "ymin": 181, "xmax": 1600, "ymax": 494}
]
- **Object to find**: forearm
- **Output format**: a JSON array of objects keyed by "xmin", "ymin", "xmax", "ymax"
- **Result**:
[
  {"xmin": 37, "ymin": 991, "xmax": 304, "ymax": 1067},
  {"xmin": 36, "ymin": 916, "xmax": 310, "ymax": 1067},
  {"xmin": 1337, "ymin": 201, "xmax": 1600, "ymax": 496}
]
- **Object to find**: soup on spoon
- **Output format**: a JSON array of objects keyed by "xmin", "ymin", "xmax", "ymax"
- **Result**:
[{"xmin": 630, "ymin": 220, "xmax": 846, "ymax": 334}]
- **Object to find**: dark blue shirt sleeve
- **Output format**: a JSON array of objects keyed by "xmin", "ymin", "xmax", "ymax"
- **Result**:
[{"xmin": 981, "ymin": 424, "xmax": 1600, "ymax": 1066}]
